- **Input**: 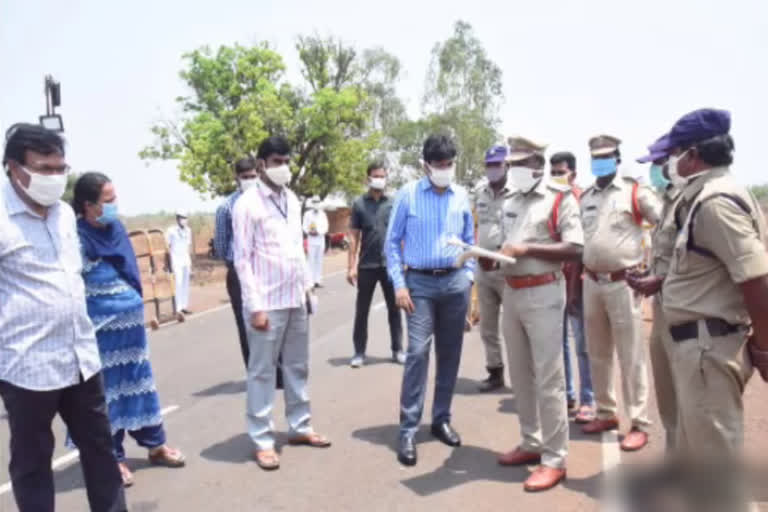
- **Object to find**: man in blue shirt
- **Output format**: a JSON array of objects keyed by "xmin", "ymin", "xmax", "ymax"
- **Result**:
[
  {"xmin": 214, "ymin": 158, "xmax": 259, "ymax": 368},
  {"xmin": 385, "ymin": 134, "xmax": 475, "ymax": 466}
]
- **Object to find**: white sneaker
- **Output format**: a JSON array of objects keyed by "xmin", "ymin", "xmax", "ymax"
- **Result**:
[
  {"xmin": 350, "ymin": 355, "xmax": 364, "ymax": 368},
  {"xmin": 393, "ymin": 351, "xmax": 406, "ymax": 365}
]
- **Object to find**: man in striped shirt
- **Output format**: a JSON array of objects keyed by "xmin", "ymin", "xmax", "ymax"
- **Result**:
[
  {"xmin": 233, "ymin": 136, "xmax": 330, "ymax": 471},
  {"xmin": 385, "ymin": 134, "xmax": 475, "ymax": 466}
]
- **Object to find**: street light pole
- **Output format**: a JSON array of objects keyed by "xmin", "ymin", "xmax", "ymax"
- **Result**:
[{"xmin": 40, "ymin": 75, "xmax": 64, "ymax": 132}]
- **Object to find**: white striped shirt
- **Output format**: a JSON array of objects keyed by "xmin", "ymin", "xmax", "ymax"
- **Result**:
[
  {"xmin": 0, "ymin": 180, "xmax": 101, "ymax": 391},
  {"xmin": 233, "ymin": 179, "xmax": 311, "ymax": 313}
]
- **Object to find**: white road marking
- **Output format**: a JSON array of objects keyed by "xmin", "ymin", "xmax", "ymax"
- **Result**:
[
  {"xmin": 372, "ymin": 301, "xmax": 386, "ymax": 311},
  {"xmin": 600, "ymin": 430, "xmax": 625, "ymax": 512},
  {"xmin": 0, "ymin": 405, "xmax": 180, "ymax": 496}
]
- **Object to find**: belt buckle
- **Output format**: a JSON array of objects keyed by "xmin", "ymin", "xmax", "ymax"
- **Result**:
[{"xmin": 596, "ymin": 273, "xmax": 611, "ymax": 284}]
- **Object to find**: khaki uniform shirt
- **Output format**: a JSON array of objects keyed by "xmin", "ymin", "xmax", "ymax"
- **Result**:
[
  {"xmin": 475, "ymin": 182, "xmax": 512, "ymax": 251},
  {"xmin": 651, "ymin": 187, "xmax": 682, "ymax": 277},
  {"xmin": 581, "ymin": 176, "xmax": 662, "ymax": 272},
  {"xmin": 662, "ymin": 167, "xmax": 768, "ymax": 326},
  {"xmin": 501, "ymin": 179, "xmax": 583, "ymax": 276}
]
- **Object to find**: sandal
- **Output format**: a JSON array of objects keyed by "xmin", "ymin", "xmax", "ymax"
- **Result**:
[
  {"xmin": 148, "ymin": 445, "xmax": 186, "ymax": 468},
  {"xmin": 254, "ymin": 449, "xmax": 280, "ymax": 471},
  {"xmin": 118, "ymin": 462, "xmax": 134, "ymax": 488},
  {"xmin": 288, "ymin": 432, "xmax": 332, "ymax": 448}
]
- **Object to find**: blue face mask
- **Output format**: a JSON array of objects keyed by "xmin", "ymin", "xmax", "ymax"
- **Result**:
[
  {"xmin": 649, "ymin": 164, "xmax": 670, "ymax": 191},
  {"xmin": 96, "ymin": 202, "xmax": 119, "ymax": 224},
  {"xmin": 591, "ymin": 157, "xmax": 617, "ymax": 177}
]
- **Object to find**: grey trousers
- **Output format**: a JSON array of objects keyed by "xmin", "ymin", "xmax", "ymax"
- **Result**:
[{"xmin": 245, "ymin": 307, "xmax": 313, "ymax": 450}]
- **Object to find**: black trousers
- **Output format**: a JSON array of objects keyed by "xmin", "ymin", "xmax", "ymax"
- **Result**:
[
  {"xmin": 0, "ymin": 374, "xmax": 126, "ymax": 512},
  {"xmin": 353, "ymin": 267, "xmax": 403, "ymax": 356},
  {"xmin": 227, "ymin": 263, "xmax": 283, "ymax": 388}
]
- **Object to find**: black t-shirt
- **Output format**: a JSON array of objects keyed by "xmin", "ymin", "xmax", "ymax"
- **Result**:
[{"xmin": 350, "ymin": 193, "xmax": 393, "ymax": 269}]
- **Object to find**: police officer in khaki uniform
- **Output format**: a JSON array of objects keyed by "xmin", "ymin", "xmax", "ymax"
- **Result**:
[
  {"xmin": 626, "ymin": 135, "xmax": 682, "ymax": 450},
  {"xmin": 474, "ymin": 145, "xmax": 513, "ymax": 391},
  {"xmin": 658, "ymin": 108, "xmax": 768, "ymax": 457},
  {"xmin": 579, "ymin": 135, "xmax": 661, "ymax": 452},
  {"xmin": 496, "ymin": 136, "xmax": 583, "ymax": 492}
]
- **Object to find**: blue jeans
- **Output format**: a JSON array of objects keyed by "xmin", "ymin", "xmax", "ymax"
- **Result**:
[
  {"xmin": 563, "ymin": 304, "xmax": 594, "ymax": 405},
  {"xmin": 113, "ymin": 424, "xmax": 166, "ymax": 462},
  {"xmin": 400, "ymin": 270, "xmax": 470, "ymax": 438}
]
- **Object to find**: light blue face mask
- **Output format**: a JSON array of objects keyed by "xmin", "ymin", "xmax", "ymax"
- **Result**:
[
  {"xmin": 591, "ymin": 157, "xmax": 617, "ymax": 177},
  {"xmin": 96, "ymin": 202, "xmax": 119, "ymax": 224},
  {"xmin": 649, "ymin": 164, "xmax": 670, "ymax": 191}
]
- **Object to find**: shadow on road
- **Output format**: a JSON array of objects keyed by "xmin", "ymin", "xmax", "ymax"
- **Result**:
[
  {"xmin": 453, "ymin": 377, "xmax": 513, "ymax": 396},
  {"xmin": 200, "ymin": 433, "xmax": 254, "ymax": 464},
  {"xmin": 401, "ymin": 444, "xmax": 528, "ymax": 496},
  {"xmin": 352, "ymin": 424, "xmax": 444, "ymax": 455},
  {"xmin": 201, "ymin": 432, "xmax": 297, "ymax": 464},
  {"xmin": 192, "ymin": 380, "xmax": 246, "ymax": 397},
  {"xmin": 326, "ymin": 356, "xmax": 396, "ymax": 368},
  {"xmin": 497, "ymin": 397, "xmax": 518, "ymax": 415}
]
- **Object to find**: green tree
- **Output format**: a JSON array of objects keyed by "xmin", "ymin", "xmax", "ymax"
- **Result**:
[
  {"xmin": 140, "ymin": 38, "xmax": 402, "ymax": 201},
  {"xmin": 420, "ymin": 20, "xmax": 504, "ymax": 184},
  {"xmin": 62, "ymin": 172, "xmax": 81, "ymax": 206}
]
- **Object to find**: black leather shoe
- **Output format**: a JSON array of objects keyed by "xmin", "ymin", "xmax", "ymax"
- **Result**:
[
  {"xmin": 431, "ymin": 422, "xmax": 461, "ymax": 447},
  {"xmin": 398, "ymin": 436, "xmax": 417, "ymax": 466}
]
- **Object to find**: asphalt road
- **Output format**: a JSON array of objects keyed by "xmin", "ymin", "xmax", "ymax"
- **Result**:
[{"xmin": 1, "ymin": 269, "xmax": 767, "ymax": 511}]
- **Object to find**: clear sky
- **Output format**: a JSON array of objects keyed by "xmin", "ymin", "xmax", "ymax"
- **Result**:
[{"xmin": 2, "ymin": 0, "xmax": 766, "ymax": 215}]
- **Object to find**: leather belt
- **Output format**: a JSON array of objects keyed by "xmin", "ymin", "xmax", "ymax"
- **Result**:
[
  {"xmin": 669, "ymin": 318, "xmax": 743, "ymax": 342},
  {"xmin": 408, "ymin": 268, "xmax": 456, "ymax": 276},
  {"xmin": 505, "ymin": 273, "xmax": 557, "ymax": 289},
  {"xmin": 584, "ymin": 267, "xmax": 632, "ymax": 283}
]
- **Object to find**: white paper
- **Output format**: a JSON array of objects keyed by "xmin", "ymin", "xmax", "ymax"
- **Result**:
[{"xmin": 447, "ymin": 238, "xmax": 517, "ymax": 267}]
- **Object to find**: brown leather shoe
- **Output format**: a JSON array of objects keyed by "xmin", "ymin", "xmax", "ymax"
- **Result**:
[
  {"xmin": 582, "ymin": 417, "xmax": 619, "ymax": 434},
  {"xmin": 498, "ymin": 447, "xmax": 541, "ymax": 466},
  {"xmin": 620, "ymin": 428, "xmax": 649, "ymax": 452},
  {"xmin": 524, "ymin": 465, "xmax": 567, "ymax": 492}
]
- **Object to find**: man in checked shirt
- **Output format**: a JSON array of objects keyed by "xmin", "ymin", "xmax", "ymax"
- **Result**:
[{"xmin": 233, "ymin": 136, "xmax": 331, "ymax": 471}]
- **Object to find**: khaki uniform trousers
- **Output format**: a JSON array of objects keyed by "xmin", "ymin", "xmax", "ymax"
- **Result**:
[
  {"xmin": 669, "ymin": 321, "xmax": 753, "ymax": 457},
  {"xmin": 583, "ymin": 278, "xmax": 651, "ymax": 429},
  {"xmin": 476, "ymin": 268, "xmax": 506, "ymax": 370},
  {"xmin": 502, "ymin": 277, "xmax": 568, "ymax": 468},
  {"xmin": 649, "ymin": 297, "xmax": 678, "ymax": 449}
]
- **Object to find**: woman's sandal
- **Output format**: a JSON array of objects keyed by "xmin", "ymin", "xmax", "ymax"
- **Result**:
[
  {"xmin": 118, "ymin": 463, "xmax": 134, "ymax": 488},
  {"xmin": 254, "ymin": 449, "xmax": 280, "ymax": 471},
  {"xmin": 148, "ymin": 445, "xmax": 186, "ymax": 468}
]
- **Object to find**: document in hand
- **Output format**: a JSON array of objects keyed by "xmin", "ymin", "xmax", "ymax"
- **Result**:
[{"xmin": 447, "ymin": 238, "xmax": 517, "ymax": 268}]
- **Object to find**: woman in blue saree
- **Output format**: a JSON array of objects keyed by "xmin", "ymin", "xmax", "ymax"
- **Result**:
[{"xmin": 72, "ymin": 172, "xmax": 184, "ymax": 487}]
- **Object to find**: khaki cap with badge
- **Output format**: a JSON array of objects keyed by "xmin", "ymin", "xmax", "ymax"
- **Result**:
[
  {"xmin": 588, "ymin": 135, "xmax": 622, "ymax": 156},
  {"xmin": 506, "ymin": 136, "xmax": 548, "ymax": 163}
]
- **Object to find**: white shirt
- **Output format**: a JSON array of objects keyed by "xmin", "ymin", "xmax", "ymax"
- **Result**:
[
  {"xmin": 0, "ymin": 181, "xmax": 102, "ymax": 391},
  {"xmin": 166, "ymin": 224, "xmax": 192, "ymax": 268},
  {"xmin": 233, "ymin": 180, "xmax": 312, "ymax": 312},
  {"xmin": 302, "ymin": 209, "xmax": 329, "ymax": 242}
]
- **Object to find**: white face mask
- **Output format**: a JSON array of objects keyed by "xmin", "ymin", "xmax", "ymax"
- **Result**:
[
  {"xmin": 369, "ymin": 177, "xmax": 386, "ymax": 190},
  {"xmin": 239, "ymin": 177, "xmax": 258, "ymax": 192},
  {"xmin": 667, "ymin": 150, "xmax": 690, "ymax": 188},
  {"xmin": 428, "ymin": 164, "xmax": 455, "ymax": 188},
  {"xmin": 19, "ymin": 166, "xmax": 67, "ymax": 206},
  {"xmin": 508, "ymin": 166, "xmax": 540, "ymax": 193},
  {"xmin": 265, "ymin": 164, "xmax": 292, "ymax": 187}
]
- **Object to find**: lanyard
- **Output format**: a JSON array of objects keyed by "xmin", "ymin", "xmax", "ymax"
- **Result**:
[{"xmin": 269, "ymin": 195, "xmax": 288, "ymax": 220}]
